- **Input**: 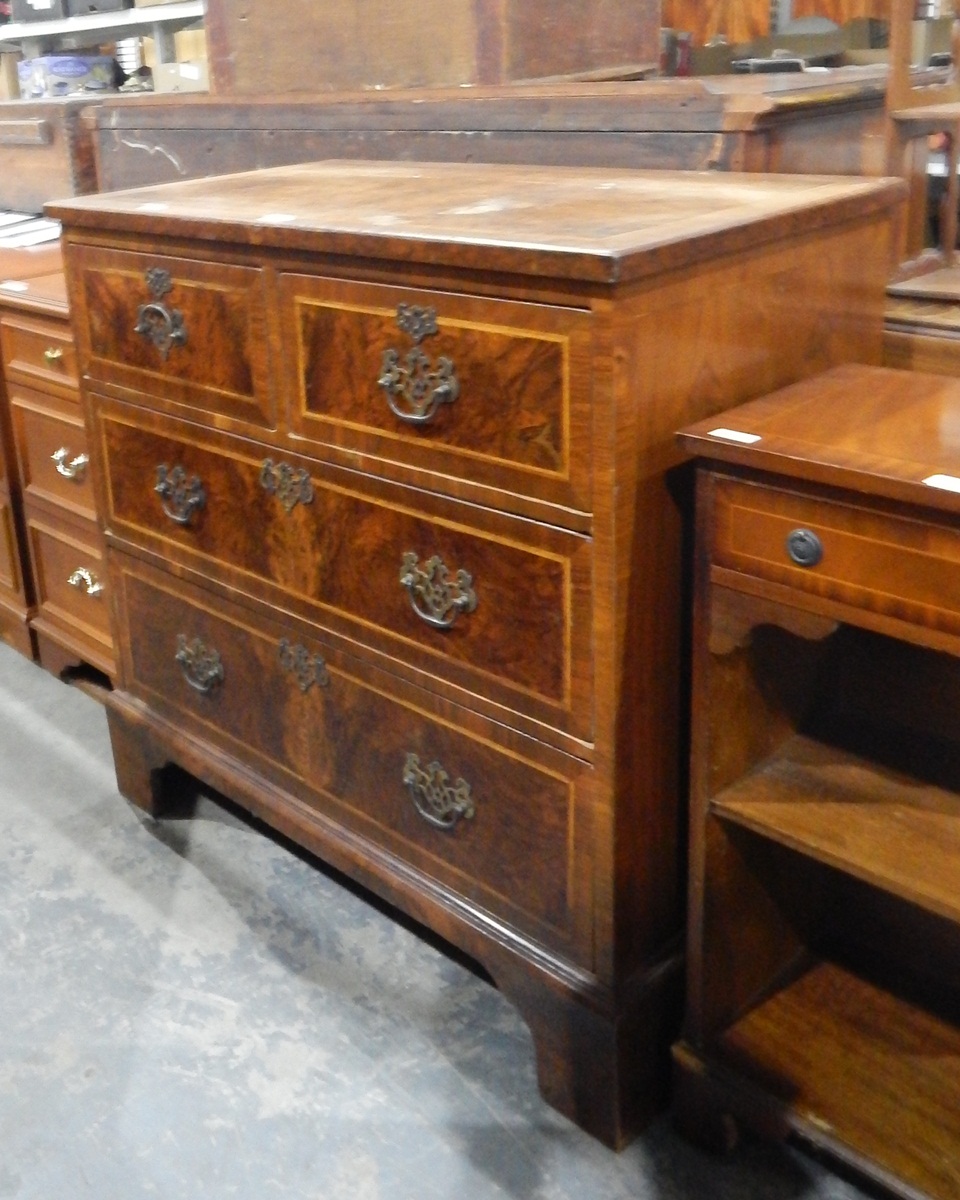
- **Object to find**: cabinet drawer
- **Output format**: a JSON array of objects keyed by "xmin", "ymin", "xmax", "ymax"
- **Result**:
[
  {"xmin": 11, "ymin": 388, "xmax": 96, "ymax": 520},
  {"xmin": 67, "ymin": 243, "xmax": 276, "ymax": 429},
  {"xmin": 97, "ymin": 404, "xmax": 593, "ymax": 741},
  {"xmin": 280, "ymin": 274, "xmax": 593, "ymax": 514},
  {"xmin": 713, "ymin": 476, "xmax": 960, "ymax": 635},
  {"xmin": 116, "ymin": 555, "xmax": 588, "ymax": 958},
  {"xmin": 0, "ymin": 313, "xmax": 77, "ymax": 393},
  {"xmin": 27, "ymin": 512, "xmax": 111, "ymax": 647},
  {"xmin": 0, "ymin": 493, "xmax": 23, "ymax": 598}
]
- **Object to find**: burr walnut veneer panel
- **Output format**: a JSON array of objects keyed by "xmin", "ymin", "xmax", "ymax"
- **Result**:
[{"xmin": 51, "ymin": 161, "xmax": 902, "ymax": 1148}]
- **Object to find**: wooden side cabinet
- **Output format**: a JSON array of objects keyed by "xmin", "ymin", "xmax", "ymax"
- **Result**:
[
  {"xmin": 674, "ymin": 363, "xmax": 960, "ymax": 1200},
  {"xmin": 0, "ymin": 263, "xmax": 114, "ymax": 679}
]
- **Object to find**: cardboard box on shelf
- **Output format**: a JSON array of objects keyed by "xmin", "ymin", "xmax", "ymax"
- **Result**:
[{"xmin": 152, "ymin": 58, "xmax": 207, "ymax": 92}]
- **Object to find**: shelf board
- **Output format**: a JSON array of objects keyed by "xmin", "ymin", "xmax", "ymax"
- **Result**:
[
  {"xmin": 712, "ymin": 959, "xmax": 960, "ymax": 1200},
  {"xmin": 712, "ymin": 731, "xmax": 960, "ymax": 925},
  {"xmin": 0, "ymin": 1, "xmax": 204, "ymax": 46}
]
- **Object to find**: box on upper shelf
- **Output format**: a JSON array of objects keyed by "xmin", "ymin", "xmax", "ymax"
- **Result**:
[
  {"xmin": 17, "ymin": 54, "xmax": 116, "ymax": 96},
  {"xmin": 66, "ymin": 0, "xmax": 132, "ymax": 12},
  {"xmin": 11, "ymin": 0, "xmax": 69, "ymax": 20}
]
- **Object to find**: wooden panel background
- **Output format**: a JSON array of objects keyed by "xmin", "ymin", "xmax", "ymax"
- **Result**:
[{"xmin": 203, "ymin": 0, "xmax": 661, "ymax": 94}]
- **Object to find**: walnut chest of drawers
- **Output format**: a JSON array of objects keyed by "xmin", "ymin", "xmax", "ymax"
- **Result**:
[{"xmin": 49, "ymin": 160, "xmax": 903, "ymax": 1146}]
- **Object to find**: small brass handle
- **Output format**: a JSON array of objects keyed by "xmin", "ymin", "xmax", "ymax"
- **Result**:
[
  {"xmin": 175, "ymin": 634, "xmax": 224, "ymax": 694},
  {"xmin": 155, "ymin": 464, "xmax": 205, "ymax": 526},
  {"xmin": 786, "ymin": 528, "xmax": 824, "ymax": 568},
  {"xmin": 67, "ymin": 567, "xmax": 102, "ymax": 597},
  {"xmin": 378, "ymin": 304, "xmax": 460, "ymax": 425},
  {"xmin": 51, "ymin": 446, "xmax": 89, "ymax": 481},
  {"xmin": 43, "ymin": 346, "xmax": 64, "ymax": 364},
  {"xmin": 402, "ymin": 752, "xmax": 475, "ymax": 830},
  {"xmin": 400, "ymin": 551, "xmax": 477, "ymax": 629}
]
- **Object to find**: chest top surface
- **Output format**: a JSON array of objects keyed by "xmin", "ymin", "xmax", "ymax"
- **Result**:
[
  {"xmin": 46, "ymin": 159, "xmax": 903, "ymax": 285},
  {"xmin": 678, "ymin": 363, "xmax": 960, "ymax": 515}
]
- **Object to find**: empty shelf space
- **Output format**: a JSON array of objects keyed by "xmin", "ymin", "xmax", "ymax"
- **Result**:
[
  {"xmin": 712, "ymin": 958, "xmax": 960, "ymax": 1200},
  {"xmin": 711, "ymin": 731, "xmax": 960, "ymax": 924}
]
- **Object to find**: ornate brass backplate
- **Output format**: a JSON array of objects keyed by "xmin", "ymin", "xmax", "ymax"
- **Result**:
[
  {"xmin": 402, "ymin": 752, "xmax": 475, "ymax": 830},
  {"xmin": 378, "ymin": 304, "xmax": 460, "ymax": 425}
]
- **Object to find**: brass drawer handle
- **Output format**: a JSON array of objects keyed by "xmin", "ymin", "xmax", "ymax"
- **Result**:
[
  {"xmin": 155, "ymin": 464, "xmax": 206, "ymax": 526},
  {"xmin": 278, "ymin": 638, "xmax": 330, "ymax": 692},
  {"xmin": 175, "ymin": 634, "xmax": 224, "ymax": 694},
  {"xmin": 786, "ymin": 528, "xmax": 824, "ymax": 568},
  {"xmin": 67, "ymin": 567, "xmax": 102, "ymax": 597},
  {"xmin": 51, "ymin": 446, "xmax": 89, "ymax": 481},
  {"xmin": 260, "ymin": 458, "xmax": 314, "ymax": 513},
  {"xmin": 400, "ymin": 551, "xmax": 477, "ymax": 629},
  {"xmin": 43, "ymin": 346, "xmax": 64, "ymax": 364},
  {"xmin": 378, "ymin": 304, "xmax": 460, "ymax": 425},
  {"xmin": 134, "ymin": 267, "xmax": 187, "ymax": 362},
  {"xmin": 402, "ymin": 752, "xmax": 475, "ymax": 831}
]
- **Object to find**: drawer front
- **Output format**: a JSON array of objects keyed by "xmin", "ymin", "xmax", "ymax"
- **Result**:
[
  {"xmin": 98, "ymin": 405, "xmax": 592, "ymax": 740},
  {"xmin": 11, "ymin": 388, "xmax": 96, "ymax": 520},
  {"xmin": 67, "ymin": 243, "xmax": 275, "ymax": 429},
  {"xmin": 714, "ymin": 476, "xmax": 960, "ymax": 634},
  {"xmin": 27, "ymin": 512, "xmax": 111, "ymax": 647},
  {"xmin": 0, "ymin": 314, "xmax": 77, "ymax": 393},
  {"xmin": 116, "ymin": 556, "xmax": 587, "ymax": 958},
  {"xmin": 0, "ymin": 494, "xmax": 24, "ymax": 598},
  {"xmin": 280, "ymin": 274, "xmax": 593, "ymax": 514}
]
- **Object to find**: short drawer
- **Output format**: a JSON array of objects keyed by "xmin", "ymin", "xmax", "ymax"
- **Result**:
[
  {"xmin": 0, "ymin": 313, "xmax": 77, "ymax": 393},
  {"xmin": 26, "ymin": 511, "xmax": 112, "ymax": 649},
  {"xmin": 0, "ymin": 493, "xmax": 24, "ymax": 598},
  {"xmin": 97, "ymin": 403, "xmax": 593, "ymax": 742},
  {"xmin": 66, "ymin": 242, "xmax": 276, "ymax": 429},
  {"xmin": 11, "ymin": 387, "xmax": 96, "ymax": 520},
  {"xmin": 115, "ymin": 555, "xmax": 589, "ymax": 959},
  {"xmin": 713, "ymin": 475, "xmax": 960, "ymax": 636},
  {"xmin": 280, "ymin": 274, "xmax": 593, "ymax": 515}
]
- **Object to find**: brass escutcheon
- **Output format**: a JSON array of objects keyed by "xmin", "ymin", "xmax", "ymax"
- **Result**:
[
  {"xmin": 260, "ymin": 459, "xmax": 314, "ymax": 514},
  {"xmin": 278, "ymin": 638, "xmax": 330, "ymax": 692}
]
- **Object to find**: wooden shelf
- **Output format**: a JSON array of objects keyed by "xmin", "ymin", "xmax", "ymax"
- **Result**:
[
  {"xmin": 711, "ymin": 959, "xmax": 960, "ymax": 1200},
  {"xmin": 712, "ymin": 731, "xmax": 960, "ymax": 926},
  {"xmin": 0, "ymin": 2, "xmax": 205, "ymax": 47}
]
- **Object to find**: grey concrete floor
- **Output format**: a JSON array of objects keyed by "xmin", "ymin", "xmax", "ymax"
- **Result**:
[{"xmin": 0, "ymin": 641, "xmax": 874, "ymax": 1200}]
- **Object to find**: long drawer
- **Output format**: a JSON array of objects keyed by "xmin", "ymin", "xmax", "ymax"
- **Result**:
[
  {"xmin": 713, "ymin": 475, "xmax": 960, "ymax": 638},
  {"xmin": 95, "ymin": 400, "xmax": 594, "ymax": 742},
  {"xmin": 115, "ymin": 552, "xmax": 590, "ymax": 960}
]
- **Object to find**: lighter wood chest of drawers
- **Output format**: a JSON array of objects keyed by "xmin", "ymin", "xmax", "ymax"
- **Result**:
[
  {"xmin": 50, "ymin": 160, "xmax": 903, "ymax": 1146},
  {"xmin": 0, "ymin": 263, "xmax": 114, "ymax": 677}
]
